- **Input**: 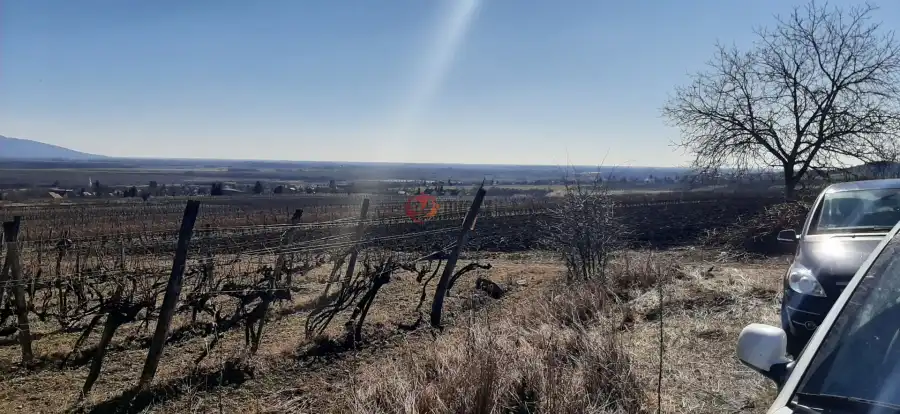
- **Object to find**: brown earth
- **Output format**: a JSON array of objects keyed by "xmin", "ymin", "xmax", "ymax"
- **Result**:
[
  {"xmin": 0, "ymin": 251, "xmax": 561, "ymax": 413},
  {"xmin": 0, "ymin": 249, "xmax": 788, "ymax": 413}
]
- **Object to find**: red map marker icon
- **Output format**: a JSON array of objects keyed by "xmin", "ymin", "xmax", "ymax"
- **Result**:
[{"xmin": 404, "ymin": 194, "xmax": 440, "ymax": 224}]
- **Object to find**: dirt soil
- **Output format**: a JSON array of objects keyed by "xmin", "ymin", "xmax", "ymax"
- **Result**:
[
  {"xmin": 0, "ymin": 249, "xmax": 786, "ymax": 413},
  {"xmin": 0, "ymin": 251, "xmax": 561, "ymax": 413}
]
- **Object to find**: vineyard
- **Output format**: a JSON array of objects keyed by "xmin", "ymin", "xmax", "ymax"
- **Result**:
[{"xmin": 0, "ymin": 190, "xmax": 785, "ymax": 412}]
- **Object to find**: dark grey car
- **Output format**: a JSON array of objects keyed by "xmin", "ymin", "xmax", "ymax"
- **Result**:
[
  {"xmin": 739, "ymin": 219, "xmax": 900, "ymax": 412},
  {"xmin": 777, "ymin": 179, "xmax": 900, "ymax": 357}
]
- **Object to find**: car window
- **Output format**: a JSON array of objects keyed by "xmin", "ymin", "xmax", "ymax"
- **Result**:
[
  {"xmin": 795, "ymin": 233, "xmax": 900, "ymax": 406},
  {"xmin": 810, "ymin": 189, "xmax": 900, "ymax": 234}
]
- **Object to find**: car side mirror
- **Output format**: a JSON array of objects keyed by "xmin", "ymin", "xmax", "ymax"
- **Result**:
[
  {"xmin": 777, "ymin": 229, "xmax": 798, "ymax": 243},
  {"xmin": 737, "ymin": 324, "xmax": 793, "ymax": 386}
]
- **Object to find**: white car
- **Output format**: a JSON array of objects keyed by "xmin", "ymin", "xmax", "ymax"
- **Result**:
[{"xmin": 738, "ymin": 220, "xmax": 900, "ymax": 413}]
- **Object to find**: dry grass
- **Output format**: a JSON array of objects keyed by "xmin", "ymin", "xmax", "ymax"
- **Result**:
[
  {"xmin": 342, "ymin": 292, "xmax": 643, "ymax": 413},
  {"xmin": 332, "ymin": 250, "xmax": 784, "ymax": 414},
  {"xmin": 623, "ymin": 253, "xmax": 785, "ymax": 413},
  {"xmin": 0, "ymin": 254, "xmax": 561, "ymax": 413},
  {"xmin": 0, "ymin": 250, "xmax": 785, "ymax": 414}
]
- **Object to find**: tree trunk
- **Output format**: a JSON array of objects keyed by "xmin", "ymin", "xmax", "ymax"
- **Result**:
[{"xmin": 783, "ymin": 165, "xmax": 798, "ymax": 200}]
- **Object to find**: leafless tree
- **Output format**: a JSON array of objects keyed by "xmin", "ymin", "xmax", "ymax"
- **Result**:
[{"xmin": 663, "ymin": 1, "xmax": 900, "ymax": 198}]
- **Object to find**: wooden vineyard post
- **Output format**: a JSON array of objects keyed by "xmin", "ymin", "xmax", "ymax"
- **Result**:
[
  {"xmin": 276, "ymin": 209, "xmax": 304, "ymax": 290},
  {"xmin": 343, "ymin": 198, "xmax": 370, "ymax": 282},
  {"xmin": 0, "ymin": 223, "xmax": 8, "ymax": 318},
  {"xmin": 430, "ymin": 187, "xmax": 486, "ymax": 328},
  {"xmin": 3, "ymin": 217, "xmax": 33, "ymax": 363},
  {"xmin": 138, "ymin": 200, "xmax": 201, "ymax": 389},
  {"xmin": 201, "ymin": 224, "xmax": 214, "ymax": 301},
  {"xmin": 322, "ymin": 199, "xmax": 369, "ymax": 298}
]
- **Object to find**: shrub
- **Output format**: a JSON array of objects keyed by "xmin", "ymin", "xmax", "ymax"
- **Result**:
[
  {"xmin": 544, "ymin": 180, "xmax": 623, "ymax": 283},
  {"xmin": 701, "ymin": 201, "xmax": 809, "ymax": 255}
]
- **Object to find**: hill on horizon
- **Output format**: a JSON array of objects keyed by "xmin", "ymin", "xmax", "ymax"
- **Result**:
[
  {"xmin": 836, "ymin": 160, "xmax": 900, "ymax": 178},
  {"xmin": 0, "ymin": 135, "xmax": 103, "ymax": 160},
  {"xmin": 0, "ymin": 135, "xmax": 690, "ymax": 171}
]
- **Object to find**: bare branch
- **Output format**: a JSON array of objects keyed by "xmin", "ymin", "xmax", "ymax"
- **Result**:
[{"xmin": 663, "ymin": 1, "xmax": 900, "ymax": 198}]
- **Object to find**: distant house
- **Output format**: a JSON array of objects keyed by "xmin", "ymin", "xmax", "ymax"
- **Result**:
[{"xmin": 48, "ymin": 188, "xmax": 72, "ymax": 197}]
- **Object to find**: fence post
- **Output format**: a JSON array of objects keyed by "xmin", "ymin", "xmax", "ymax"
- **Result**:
[
  {"xmin": 138, "ymin": 200, "xmax": 200, "ymax": 389},
  {"xmin": 321, "ymin": 199, "xmax": 370, "ymax": 298},
  {"xmin": 276, "ymin": 209, "xmax": 304, "ymax": 289},
  {"xmin": 343, "ymin": 198, "xmax": 370, "ymax": 282},
  {"xmin": 3, "ymin": 217, "xmax": 33, "ymax": 363},
  {"xmin": 430, "ymin": 187, "xmax": 486, "ymax": 328}
]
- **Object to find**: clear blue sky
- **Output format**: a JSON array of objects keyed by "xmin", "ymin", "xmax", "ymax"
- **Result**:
[{"xmin": 2, "ymin": 0, "xmax": 899, "ymax": 166}]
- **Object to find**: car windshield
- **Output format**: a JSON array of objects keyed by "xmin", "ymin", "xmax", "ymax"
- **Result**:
[
  {"xmin": 795, "ymin": 231, "xmax": 900, "ymax": 408},
  {"xmin": 810, "ymin": 189, "xmax": 900, "ymax": 234}
]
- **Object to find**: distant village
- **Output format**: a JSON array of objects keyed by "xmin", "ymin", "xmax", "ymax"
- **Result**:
[{"xmin": 3, "ymin": 161, "xmax": 897, "ymax": 203}]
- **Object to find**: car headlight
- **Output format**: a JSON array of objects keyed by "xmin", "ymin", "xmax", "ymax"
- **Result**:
[{"xmin": 787, "ymin": 263, "xmax": 826, "ymax": 297}]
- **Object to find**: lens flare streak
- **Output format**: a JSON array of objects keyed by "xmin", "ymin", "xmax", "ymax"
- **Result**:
[{"xmin": 380, "ymin": 0, "xmax": 482, "ymax": 161}]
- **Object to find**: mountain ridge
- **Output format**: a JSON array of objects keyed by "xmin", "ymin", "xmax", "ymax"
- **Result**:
[{"xmin": 0, "ymin": 135, "xmax": 103, "ymax": 160}]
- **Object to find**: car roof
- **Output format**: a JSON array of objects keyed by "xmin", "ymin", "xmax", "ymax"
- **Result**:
[{"xmin": 825, "ymin": 179, "xmax": 900, "ymax": 193}]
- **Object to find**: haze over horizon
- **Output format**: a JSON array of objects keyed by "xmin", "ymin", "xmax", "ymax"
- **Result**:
[{"xmin": 3, "ymin": 0, "xmax": 899, "ymax": 167}]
